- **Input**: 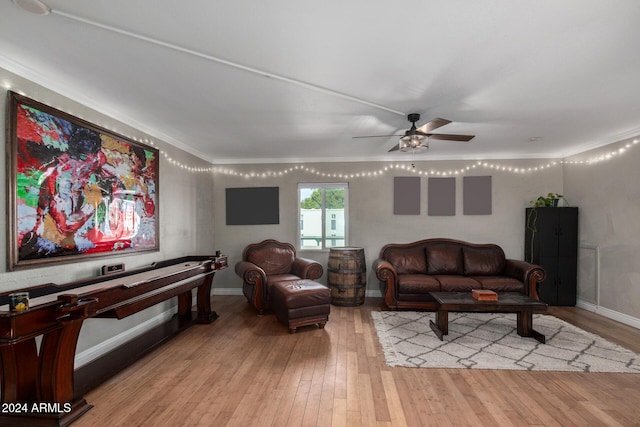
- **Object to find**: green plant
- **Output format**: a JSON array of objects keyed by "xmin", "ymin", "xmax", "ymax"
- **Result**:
[{"xmin": 530, "ymin": 192, "xmax": 563, "ymax": 207}]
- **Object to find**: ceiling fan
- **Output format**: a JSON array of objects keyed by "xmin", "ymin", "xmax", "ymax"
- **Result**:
[{"xmin": 353, "ymin": 113, "xmax": 475, "ymax": 152}]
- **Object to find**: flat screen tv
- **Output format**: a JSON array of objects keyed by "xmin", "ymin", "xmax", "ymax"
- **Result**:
[{"xmin": 226, "ymin": 187, "xmax": 279, "ymax": 225}]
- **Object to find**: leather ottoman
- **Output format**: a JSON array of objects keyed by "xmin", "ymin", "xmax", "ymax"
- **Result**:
[{"xmin": 271, "ymin": 279, "xmax": 331, "ymax": 333}]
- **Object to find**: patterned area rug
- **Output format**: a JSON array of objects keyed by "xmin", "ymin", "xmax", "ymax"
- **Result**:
[{"xmin": 371, "ymin": 311, "xmax": 640, "ymax": 372}]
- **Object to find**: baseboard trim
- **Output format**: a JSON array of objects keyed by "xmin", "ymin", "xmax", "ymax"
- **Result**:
[
  {"xmin": 75, "ymin": 290, "xmax": 638, "ymax": 370},
  {"xmin": 212, "ymin": 287, "xmax": 243, "ymax": 296},
  {"xmin": 74, "ymin": 290, "xmax": 243, "ymax": 367},
  {"xmin": 210, "ymin": 290, "xmax": 640, "ymax": 330},
  {"xmin": 366, "ymin": 289, "xmax": 382, "ymax": 298},
  {"xmin": 576, "ymin": 299, "xmax": 640, "ymax": 330},
  {"xmin": 74, "ymin": 313, "xmax": 191, "ymax": 397},
  {"xmin": 75, "ymin": 307, "xmax": 177, "ymax": 368},
  {"xmin": 210, "ymin": 287, "xmax": 385, "ymax": 318},
  {"xmin": 211, "ymin": 287, "xmax": 384, "ymax": 298}
]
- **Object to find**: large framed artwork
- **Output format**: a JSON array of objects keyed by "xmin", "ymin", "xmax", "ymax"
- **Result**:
[{"xmin": 6, "ymin": 91, "xmax": 159, "ymax": 270}]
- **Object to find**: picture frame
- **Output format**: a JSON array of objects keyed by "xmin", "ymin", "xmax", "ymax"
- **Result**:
[{"xmin": 6, "ymin": 91, "xmax": 159, "ymax": 270}]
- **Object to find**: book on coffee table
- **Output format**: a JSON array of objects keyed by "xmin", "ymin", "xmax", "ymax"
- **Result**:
[{"xmin": 472, "ymin": 289, "xmax": 498, "ymax": 301}]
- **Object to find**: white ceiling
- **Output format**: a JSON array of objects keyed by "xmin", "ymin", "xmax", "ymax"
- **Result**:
[{"xmin": 2, "ymin": 0, "xmax": 640, "ymax": 164}]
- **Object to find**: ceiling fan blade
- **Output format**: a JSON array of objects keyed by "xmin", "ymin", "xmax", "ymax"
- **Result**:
[
  {"xmin": 352, "ymin": 134, "xmax": 403, "ymax": 139},
  {"xmin": 427, "ymin": 133, "xmax": 475, "ymax": 142},
  {"xmin": 388, "ymin": 144, "xmax": 400, "ymax": 152},
  {"xmin": 416, "ymin": 117, "xmax": 452, "ymax": 133}
]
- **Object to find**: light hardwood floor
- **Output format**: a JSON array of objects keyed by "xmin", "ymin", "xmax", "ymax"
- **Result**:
[{"xmin": 73, "ymin": 296, "xmax": 640, "ymax": 427}]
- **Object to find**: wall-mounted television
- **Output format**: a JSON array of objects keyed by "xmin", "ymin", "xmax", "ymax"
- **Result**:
[{"xmin": 226, "ymin": 187, "xmax": 279, "ymax": 225}]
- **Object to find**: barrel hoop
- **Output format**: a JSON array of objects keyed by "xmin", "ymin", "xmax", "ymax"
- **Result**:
[{"xmin": 327, "ymin": 268, "xmax": 364, "ymax": 274}]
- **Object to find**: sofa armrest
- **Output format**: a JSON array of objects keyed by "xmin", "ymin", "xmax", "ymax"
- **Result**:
[
  {"xmin": 291, "ymin": 257, "xmax": 324, "ymax": 280},
  {"xmin": 504, "ymin": 259, "xmax": 546, "ymax": 300},
  {"xmin": 235, "ymin": 261, "xmax": 267, "ymax": 286},
  {"xmin": 374, "ymin": 258, "xmax": 400, "ymax": 309},
  {"xmin": 374, "ymin": 258, "xmax": 396, "ymax": 280}
]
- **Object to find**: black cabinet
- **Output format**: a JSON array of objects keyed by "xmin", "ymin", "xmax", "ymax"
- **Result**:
[{"xmin": 525, "ymin": 207, "xmax": 578, "ymax": 306}]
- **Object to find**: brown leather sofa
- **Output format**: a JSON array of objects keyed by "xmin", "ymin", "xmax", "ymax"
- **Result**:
[
  {"xmin": 235, "ymin": 239, "xmax": 324, "ymax": 314},
  {"xmin": 373, "ymin": 238, "xmax": 545, "ymax": 310}
]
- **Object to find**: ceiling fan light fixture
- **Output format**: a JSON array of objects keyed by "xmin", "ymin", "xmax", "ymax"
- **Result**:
[
  {"xmin": 354, "ymin": 112, "xmax": 473, "ymax": 153},
  {"xmin": 399, "ymin": 134, "xmax": 428, "ymax": 152}
]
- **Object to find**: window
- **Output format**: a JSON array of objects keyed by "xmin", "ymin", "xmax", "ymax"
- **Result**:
[{"xmin": 298, "ymin": 183, "xmax": 348, "ymax": 250}]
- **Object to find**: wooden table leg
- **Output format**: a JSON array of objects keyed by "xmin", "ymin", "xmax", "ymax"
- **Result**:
[
  {"xmin": 196, "ymin": 272, "xmax": 218, "ymax": 323},
  {"xmin": 0, "ymin": 338, "xmax": 39, "ymax": 402},
  {"xmin": 38, "ymin": 317, "xmax": 93, "ymax": 426},
  {"xmin": 430, "ymin": 310, "xmax": 448, "ymax": 340},
  {"xmin": 517, "ymin": 310, "xmax": 545, "ymax": 344},
  {"xmin": 177, "ymin": 271, "xmax": 219, "ymax": 324}
]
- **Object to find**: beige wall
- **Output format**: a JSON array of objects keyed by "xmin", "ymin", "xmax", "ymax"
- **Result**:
[
  {"xmin": 215, "ymin": 153, "xmax": 640, "ymax": 325},
  {"xmin": 564, "ymin": 138, "xmax": 640, "ymax": 320},
  {"xmin": 212, "ymin": 160, "xmax": 563, "ymax": 291},
  {"xmin": 0, "ymin": 67, "xmax": 215, "ymax": 353}
]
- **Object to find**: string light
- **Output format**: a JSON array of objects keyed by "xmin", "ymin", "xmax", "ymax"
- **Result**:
[
  {"xmin": 33, "ymin": 103, "xmax": 636, "ymax": 177},
  {"xmin": 57, "ymin": 119, "xmax": 639, "ymax": 179}
]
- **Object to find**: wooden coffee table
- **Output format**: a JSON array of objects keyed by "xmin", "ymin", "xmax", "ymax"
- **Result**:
[{"xmin": 428, "ymin": 292, "xmax": 548, "ymax": 343}]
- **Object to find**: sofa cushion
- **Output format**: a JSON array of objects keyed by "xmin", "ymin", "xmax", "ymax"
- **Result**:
[
  {"xmin": 463, "ymin": 246, "xmax": 505, "ymax": 276},
  {"xmin": 386, "ymin": 247, "xmax": 427, "ymax": 274},
  {"xmin": 470, "ymin": 276, "xmax": 524, "ymax": 293},
  {"xmin": 426, "ymin": 243, "xmax": 463, "ymax": 275},
  {"xmin": 434, "ymin": 275, "xmax": 481, "ymax": 292},
  {"xmin": 397, "ymin": 274, "xmax": 441, "ymax": 294},
  {"xmin": 248, "ymin": 246, "xmax": 295, "ymax": 275}
]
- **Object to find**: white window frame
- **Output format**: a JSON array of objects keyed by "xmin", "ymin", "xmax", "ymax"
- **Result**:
[{"xmin": 297, "ymin": 182, "xmax": 349, "ymax": 250}]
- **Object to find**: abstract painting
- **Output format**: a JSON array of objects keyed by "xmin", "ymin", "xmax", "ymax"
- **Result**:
[{"xmin": 6, "ymin": 92, "xmax": 159, "ymax": 270}]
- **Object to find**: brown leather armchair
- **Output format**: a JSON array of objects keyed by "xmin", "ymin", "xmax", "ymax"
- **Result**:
[{"xmin": 235, "ymin": 239, "xmax": 323, "ymax": 314}]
